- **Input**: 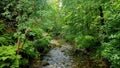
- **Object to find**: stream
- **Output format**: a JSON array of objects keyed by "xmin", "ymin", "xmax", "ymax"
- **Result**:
[{"xmin": 30, "ymin": 38, "xmax": 106, "ymax": 68}]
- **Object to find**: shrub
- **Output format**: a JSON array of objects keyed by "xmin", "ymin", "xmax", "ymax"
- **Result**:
[
  {"xmin": 75, "ymin": 35, "xmax": 95, "ymax": 48},
  {"xmin": 0, "ymin": 46, "xmax": 21, "ymax": 68}
]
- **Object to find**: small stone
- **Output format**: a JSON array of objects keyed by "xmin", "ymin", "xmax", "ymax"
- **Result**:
[{"xmin": 41, "ymin": 62, "xmax": 49, "ymax": 66}]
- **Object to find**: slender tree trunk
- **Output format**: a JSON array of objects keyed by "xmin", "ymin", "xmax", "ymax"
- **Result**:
[{"xmin": 99, "ymin": 6, "xmax": 104, "ymax": 25}]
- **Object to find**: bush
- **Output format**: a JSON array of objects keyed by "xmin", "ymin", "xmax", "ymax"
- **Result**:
[
  {"xmin": 0, "ymin": 46, "xmax": 21, "ymax": 68},
  {"xmin": 101, "ymin": 40, "xmax": 120, "ymax": 68},
  {"xmin": 75, "ymin": 35, "xmax": 95, "ymax": 49}
]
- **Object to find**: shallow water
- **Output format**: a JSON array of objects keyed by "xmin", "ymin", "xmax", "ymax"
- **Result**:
[
  {"xmin": 30, "ymin": 38, "xmax": 106, "ymax": 68},
  {"xmin": 41, "ymin": 46, "xmax": 72, "ymax": 68}
]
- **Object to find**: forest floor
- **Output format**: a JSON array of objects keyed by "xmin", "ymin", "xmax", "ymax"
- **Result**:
[{"xmin": 30, "ymin": 37, "xmax": 106, "ymax": 68}]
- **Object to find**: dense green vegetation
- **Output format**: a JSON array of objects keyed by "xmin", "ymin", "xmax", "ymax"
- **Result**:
[
  {"xmin": 62, "ymin": 0, "xmax": 120, "ymax": 68},
  {"xmin": 0, "ymin": 0, "xmax": 53, "ymax": 67},
  {"xmin": 0, "ymin": 0, "xmax": 120, "ymax": 68}
]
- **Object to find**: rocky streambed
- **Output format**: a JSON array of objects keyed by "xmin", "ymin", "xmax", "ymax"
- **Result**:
[{"xmin": 30, "ymin": 38, "xmax": 107, "ymax": 68}]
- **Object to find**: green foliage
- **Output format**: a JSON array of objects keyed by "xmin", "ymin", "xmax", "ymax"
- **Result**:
[
  {"xmin": 39, "ymin": 35, "xmax": 51, "ymax": 47},
  {"xmin": 0, "ymin": 20, "xmax": 5, "ymax": 32},
  {"xmin": 62, "ymin": 0, "xmax": 120, "ymax": 67},
  {"xmin": 0, "ymin": 0, "xmax": 53, "ymax": 67},
  {"xmin": 23, "ymin": 41, "xmax": 39, "ymax": 58},
  {"xmin": 62, "ymin": 0, "xmax": 101, "ymax": 46},
  {"xmin": 0, "ymin": 37, "xmax": 6, "ymax": 45},
  {"xmin": 101, "ymin": 42, "xmax": 120, "ymax": 68},
  {"xmin": 1, "ymin": 0, "xmax": 120, "ymax": 68},
  {"xmin": 75, "ymin": 35, "xmax": 96, "ymax": 49},
  {"xmin": 0, "ymin": 46, "xmax": 21, "ymax": 68},
  {"xmin": 0, "ymin": 34, "xmax": 14, "ymax": 46},
  {"xmin": 100, "ymin": 1, "xmax": 120, "ymax": 67}
]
